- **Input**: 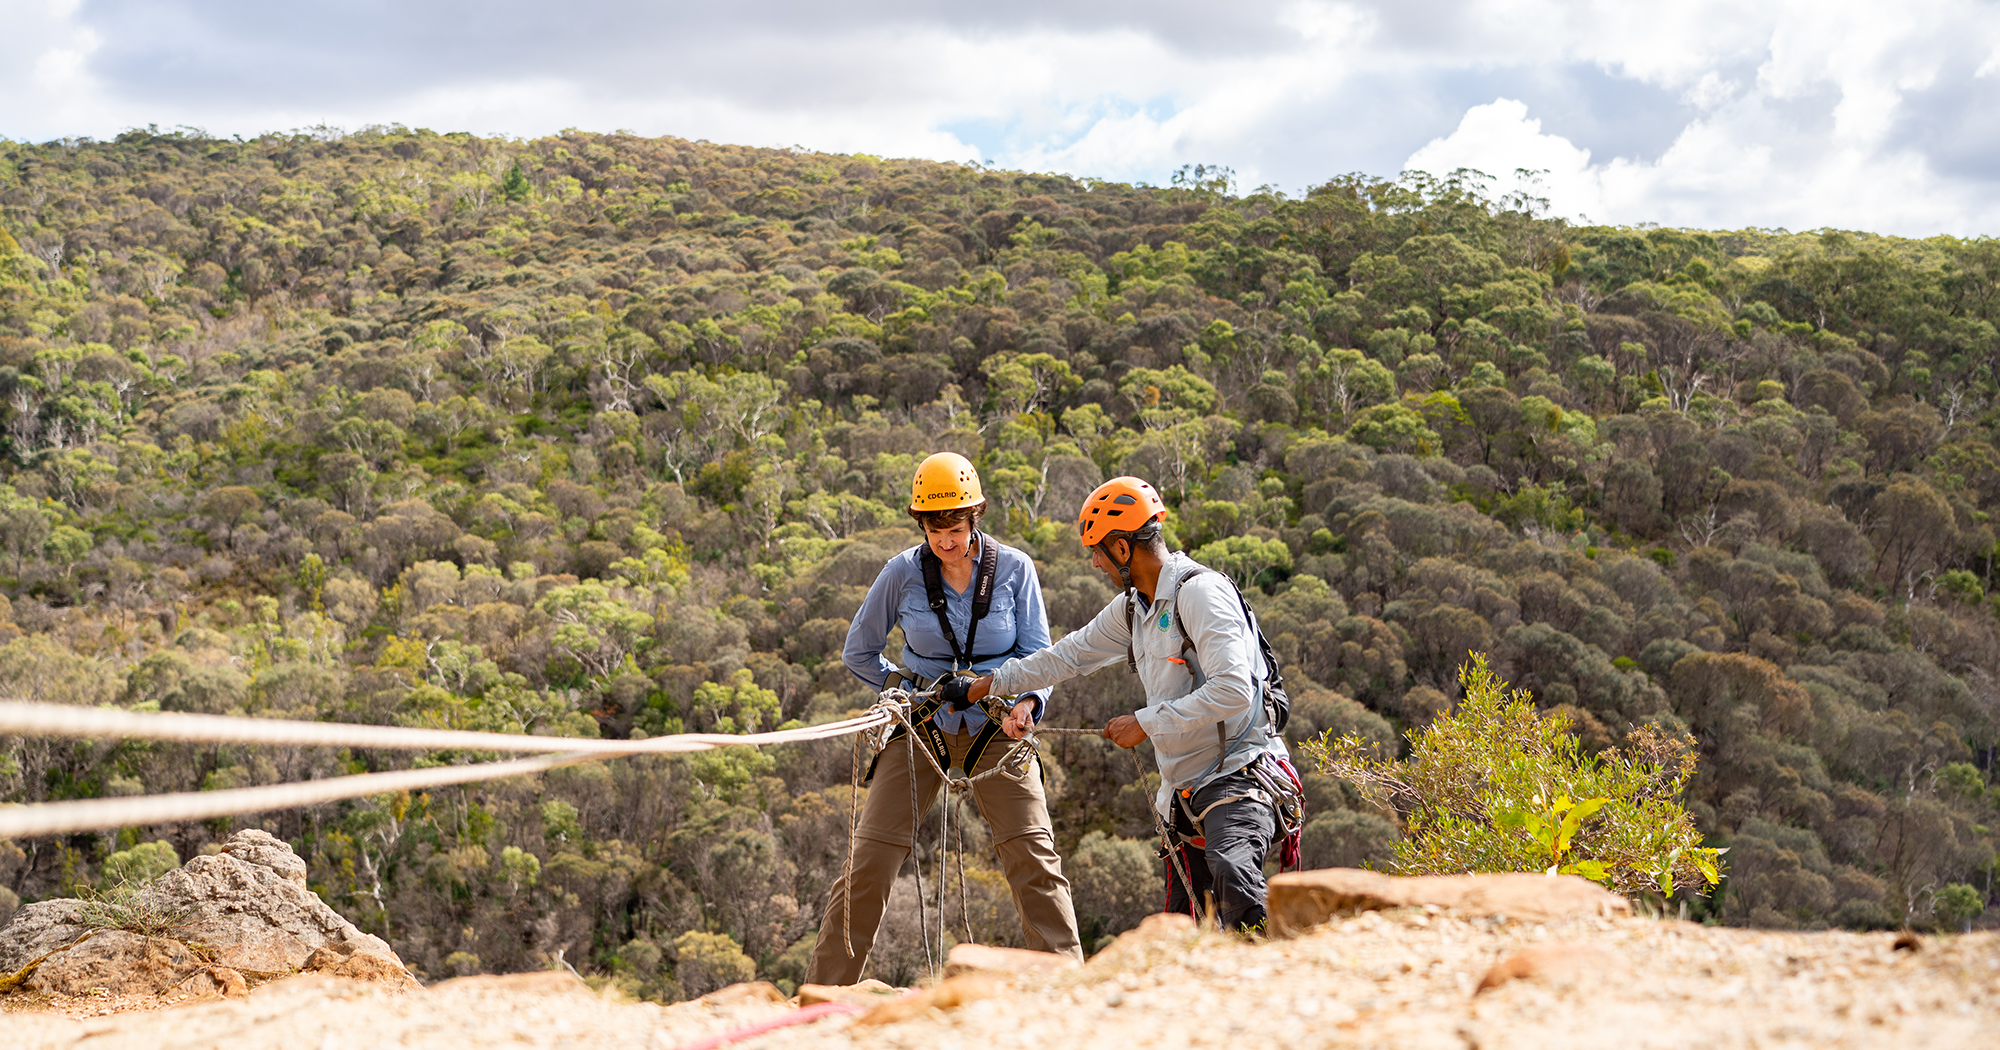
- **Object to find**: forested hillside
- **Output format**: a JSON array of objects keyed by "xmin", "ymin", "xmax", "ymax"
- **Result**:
[{"xmin": 0, "ymin": 126, "xmax": 1995, "ymax": 994}]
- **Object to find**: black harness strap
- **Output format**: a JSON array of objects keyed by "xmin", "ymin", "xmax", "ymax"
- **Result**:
[
  {"xmin": 864, "ymin": 536, "xmax": 1009, "ymax": 783},
  {"xmin": 917, "ymin": 534, "xmax": 1000, "ymax": 668}
]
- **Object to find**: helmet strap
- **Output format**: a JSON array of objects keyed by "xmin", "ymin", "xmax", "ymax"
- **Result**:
[{"xmin": 1100, "ymin": 536, "xmax": 1136, "ymax": 594}]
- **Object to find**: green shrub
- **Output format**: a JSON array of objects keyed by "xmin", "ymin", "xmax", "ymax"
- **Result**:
[
  {"xmin": 1066, "ymin": 831, "xmax": 1157, "ymax": 943},
  {"xmin": 99, "ymin": 840, "xmax": 180, "ymax": 889},
  {"xmin": 1934, "ymin": 883, "xmax": 1985, "ymax": 932},
  {"xmin": 1304, "ymin": 653, "xmax": 1722, "ymax": 898},
  {"xmin": 672, "ymin": 930, "xmax": 755, "ymax": 998}
]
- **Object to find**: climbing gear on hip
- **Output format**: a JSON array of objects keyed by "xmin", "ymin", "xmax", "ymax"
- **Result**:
[
  {"xmin": 910, "ymin": 452, "xmax": 984, "ymax": 510},
  {"xmin": 863, "ymin": 672, "xmax": 1030, "ymax": 793}
]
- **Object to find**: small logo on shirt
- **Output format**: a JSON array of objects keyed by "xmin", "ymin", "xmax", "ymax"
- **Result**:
[{"xmin": 1158, "ymin": 612, "xmax": 1172, "ymax": 632}]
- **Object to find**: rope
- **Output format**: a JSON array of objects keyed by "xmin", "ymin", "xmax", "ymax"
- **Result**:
[
  {"xmin": 0, "ymin": 703, "xmax": 897, "ymax": 839},
  {"xmin": 839, "ymin": 732, "xmax": 862, "ymax": 959},
  {"xmin": 669, "ymin": 1001, "xmax": 867, "ymax": 1050},
  {"xmin": 906, "ymin": 729, "xmax": 932, "ymax": 975},
  {"xmin": 1135, "ymin": 744, "xmax": 1200, "ymax": 913},
  {"xmin": 0, "ymin": 701, "xmax": 891, "ymax": 755},
  {"xmin": 953, "ymin": 793, "xmax": 971, "ymax": 945}
]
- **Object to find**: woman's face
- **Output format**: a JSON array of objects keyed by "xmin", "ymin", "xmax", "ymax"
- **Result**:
[{"xmin": 924, "ymin": 519, "xmax": 975, "ymax": 566}]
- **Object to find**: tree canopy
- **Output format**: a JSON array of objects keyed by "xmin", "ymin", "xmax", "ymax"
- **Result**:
[{"xmin": 0, "ymin": 127, "xmax": 1996, "ymax": 990}]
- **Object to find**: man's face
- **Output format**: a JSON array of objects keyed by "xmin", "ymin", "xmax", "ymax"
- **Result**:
[
  {"xmin": 1089, "ymin": 538, "xmax": 1128, "ymax": 589},
  {"xmin": 924, "ymin": 520, "xmax": 974, "ymax": 567}
]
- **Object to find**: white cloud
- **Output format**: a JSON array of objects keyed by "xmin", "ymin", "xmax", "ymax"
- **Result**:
[
  {"xmin": 6, "ymin": 0, "xmax": 2000, "ymax": 234},
  {"xmin": 1405, "ymin": 100, "xmax": 1604, "ymax": 221},
  {"xmin": 1, "ymin": 0, "xmax": 106, "ymax": 137}
]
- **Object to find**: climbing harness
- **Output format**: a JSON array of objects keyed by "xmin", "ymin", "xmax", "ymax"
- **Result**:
[{"xmin": 838, "ymin": 675, "xmax": 1048, "ymax": 970}]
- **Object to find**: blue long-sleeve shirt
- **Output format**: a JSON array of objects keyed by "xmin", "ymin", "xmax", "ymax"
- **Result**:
[{"xmin": 842, "ymin": 536, "xmax": 1053, "ymax": 732}]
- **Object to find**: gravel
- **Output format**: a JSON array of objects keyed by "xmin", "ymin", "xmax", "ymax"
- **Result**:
[{"xmin": 7, "ymin": 912, "xmax": 1998, "ymax": 1049}]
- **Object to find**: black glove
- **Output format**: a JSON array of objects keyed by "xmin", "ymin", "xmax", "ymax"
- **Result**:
[{"xmin": 939, "ymin": 675, "xmax": 973, "ymax": 711}]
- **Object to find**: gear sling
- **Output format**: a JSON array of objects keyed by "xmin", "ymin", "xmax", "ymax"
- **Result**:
[
  {"xmin": 866, "ymin": 534, "xmax": 1008, "ymax": 782},
  {"xmin": 1126, "ymin": 567, "xmax": 1307, "ymax": 871}
]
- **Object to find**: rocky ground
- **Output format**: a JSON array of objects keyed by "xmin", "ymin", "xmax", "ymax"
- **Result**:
[{"xmin": 6, "ymin": 901, "xmax": 1996, "ymax": 1049}]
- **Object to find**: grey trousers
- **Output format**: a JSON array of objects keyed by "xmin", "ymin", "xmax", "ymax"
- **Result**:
[{"xmin": 804, "ymin": 727, "xmax": 1082, "ymax": 985}]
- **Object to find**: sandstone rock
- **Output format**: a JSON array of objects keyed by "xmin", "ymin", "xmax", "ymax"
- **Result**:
[
  {"xmin": 0, "ymin": 827, "xmax": 421, "ymax": 998},
  {"xmin": 304, "ymin": 946, "xmax": 424, "ymax": 992},
  {"xmin": 1475, "ymin": 942, "xmax": 1628, "ymax": 993},
  {"xmin": 1086, "ymin": 912, "xmax": 1198, "ymax": 969},
  {"xmin": 698, "ymin": 980, "xmax": 788, "ymax": 1006},
  {"xmin": 0, "ymin": 899, "xmax": 90, "ymax": 974},
  {"xmin": 26, "ymin": 930, "xmax": 199, "ymax": 995},
  {"xmin": 220, "ymin": 829, "xmax": 308, "ymax": 887},
  {"xmin": 173, "ymin": 965, "xmax": 250, "ymax": 1000},
  {"xmin": 1266, "ymin": 869, "xmax": 1630, "ymax": 933},
  {"xmin": 795, "ymin": 978, "xmax": 899, "ymax": 1006},
  {"xmin": 943, "ymin": 942, "xmax": 1080, "ymax": 978},
  {"xmin": 140, "ymin": 829, "xmax": 399, "ymax": 973},
  {"xmin": 853, "ymin": 973, "xmax": 997, "ymax": 1026},
  {"xmin": 429, "ymin": 970, "xmax": 589, "ymax": 995}
]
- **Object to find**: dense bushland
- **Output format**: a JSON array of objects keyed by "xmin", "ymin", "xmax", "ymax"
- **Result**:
[{"xmin": 0, "ymin": 126, "xmax": 1996, "ymax": 994}]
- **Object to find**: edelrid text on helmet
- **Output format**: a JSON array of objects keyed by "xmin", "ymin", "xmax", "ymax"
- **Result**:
[{"xmin": 910, "ymin": 452, "xmax": 984, "ymax": 511}]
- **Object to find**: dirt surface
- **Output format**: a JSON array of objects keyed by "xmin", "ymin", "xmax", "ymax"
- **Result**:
[{"xmin": 6, "ymin": 913, "xmax": 1999, "ymax": 1049}]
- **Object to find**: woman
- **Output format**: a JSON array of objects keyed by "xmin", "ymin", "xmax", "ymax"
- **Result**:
[{"xmin": 804, "ymin": 452, "xmax": 1082, "ymax": 983}]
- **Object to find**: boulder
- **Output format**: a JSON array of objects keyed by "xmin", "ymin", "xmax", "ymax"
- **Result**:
[
  {"xmin": 174, "ymin": 965, "xmax": 251, "ymax": 1000},
  {"xmin": 25, "ymin": 930, "xmax": 201, "ymax": 995},
  {"xmin": 0, "ymin": 899, "xmax": 90, "ymax": 975},
  {"xmin": 1266, "ymin": 868, "xmax": 1630, "ymax": 933},
  {"xmin": 142, "ymin": 829, "xmax": 397, "ymax": 973},
  {"xmin": 1086, "ymin": 912, "xmax": 1198, "ymax": 969},
  {"xmin": 304, "ymin": 945, "xmax": 424, "ymax": 992},
  {"xmin": 795, "ymin": 978, "xmax": 900, "ymax": 1006},
  {"xmin": 427, "ymin": 970, "xmax": 589, "ymax": 995},
  {"xmin": 942, "ymin": 942, "xmax": 1080, "ymax": 978},
  {"xmin": 0, "ymin": 828, "xmax": 420, "ymax": 996},
  {"xmin": 853, "ymin": 973, "xmax": 998, "ymax": 1026},
  {"xmin": 697, "ymin": 980, "xmax": 788, "ymax": 1006}
]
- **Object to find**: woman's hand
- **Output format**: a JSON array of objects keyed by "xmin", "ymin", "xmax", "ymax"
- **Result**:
[{"xmin": 1002, "ymin": 698, "xmax": 1036, "ymax": 739}]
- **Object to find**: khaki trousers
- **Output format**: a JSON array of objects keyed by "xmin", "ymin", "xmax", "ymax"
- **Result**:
[{"xmin": 805, "ymin": 728, "xmax": 1082, "ymax": 985}]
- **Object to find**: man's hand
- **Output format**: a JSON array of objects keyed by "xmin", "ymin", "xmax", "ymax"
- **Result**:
[
  {"xmin": 1104, "ymin": 714, "xmax": 1149, "ymax": 748},
  {"xmin": 1001, "ymin": 698, "xmax": 1036, "ymax": 739}
]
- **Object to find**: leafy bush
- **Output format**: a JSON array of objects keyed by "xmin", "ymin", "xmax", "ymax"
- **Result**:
[
  {"xmin": 99, "ymin": 839, "xmax": 180, "ymax": 888},
  {"xmin": 1065, "ymin": 831, "xmax": 1157, "ymax": 944},
  {"xmin": 1305, "ymin": 654, "xmax": 1722, "ymax": 898},
  {"xmin": 1934, "ymin": 883, "xmax": 1985, "ymax": 932},
  {"xmin": 672, "ymin": 930, "xmax": 756, "ymax": 997}
]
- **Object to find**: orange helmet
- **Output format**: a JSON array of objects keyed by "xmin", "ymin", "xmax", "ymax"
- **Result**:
[{"xmin": 1077, "ymin": 477, "xmax": 1167, "ymax": 548}]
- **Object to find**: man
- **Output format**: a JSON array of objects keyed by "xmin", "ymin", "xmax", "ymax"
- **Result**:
[{"xmin": 953, "ymin": 476, "xmax": 1290, "ymax": 931}]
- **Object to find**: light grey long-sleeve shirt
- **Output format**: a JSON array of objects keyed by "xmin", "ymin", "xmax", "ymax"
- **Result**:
[{"xmin": 991, "ymin": 552, "xmax": 1287, "ymax": 815}]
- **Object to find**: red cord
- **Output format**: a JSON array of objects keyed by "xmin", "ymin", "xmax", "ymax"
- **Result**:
[{"xmin": 670, "ymin": 1001, "xmax": 866, "ymax": 1050}]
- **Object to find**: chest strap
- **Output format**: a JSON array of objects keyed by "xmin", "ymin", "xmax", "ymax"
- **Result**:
[{"xmin": 918, "ymin": 533, "xmax": 1000, "ymax": 670}]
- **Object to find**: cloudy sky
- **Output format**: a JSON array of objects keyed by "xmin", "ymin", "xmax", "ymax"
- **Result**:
[{"xmin": 6, "ymin": 0, "xmax": 2000, "ymax": 235}]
